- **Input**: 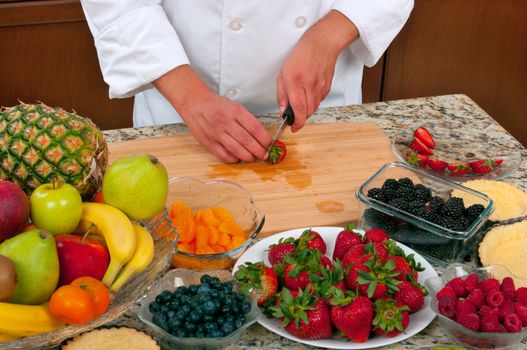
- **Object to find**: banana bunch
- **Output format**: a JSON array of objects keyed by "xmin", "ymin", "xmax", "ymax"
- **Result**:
[
  {"xmin": 0, "ymin": 302, "xmax": 65, "ymax": 339},
  {"xmin": 75, "ymin": 202, "xmax": 155, "ymax": 291}
]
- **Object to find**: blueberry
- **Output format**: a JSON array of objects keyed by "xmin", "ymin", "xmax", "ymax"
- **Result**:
[
  {"xmin": 203, "ymin": 322, "xmax": 217, "ymax": 333},
  {"xmin": 167, "ymin": 310, "xmax": 176, "ymax": 318},
  {"xmin": 198, "ymin": 283, "xmax": 212, "ymax": 294},
  {"xmin": 216, "ymin": 315, "xmax": 225, "ymax": 325},
  {"xmin": 180, "ymin": 295, "xmax": 192, "ymax": 305},
  {"xmin": 220, "ymin": 305, "xmax": 231, "ymax": 314},
  {"xmin": 235, "ymin": 318, "xmax": 243, "ymax": 328},
  {"xmin": 200, "ymin": 274, "xmax": 212, "ymax": 284},
  {"xmin": 156, "ymin": 290, "xmax": 173, "ymax": 303},
  {"xmin": 235, "ymin": 293, "xmax": 247, "ymax": 302},
  {"xmin": 241, "ymin": 300, "xmax": 251, "ymax": 314},
  {"xmin": 148, "ymin": 301, "xmax": 161, "ymax": 313},
  {"xmin": 174, "ymin": 328, "xmax": 188, "ymax": 338},
  {"xmin": 189, "ymin": 309, "xmax": 203, "ymax": 322},
  {"xmin": 181, "ymin": 304, "xmax": 191, "ymax": 315},
  {"xmin": 196, "ymin": 331, "xmax": 206, "ymax": 338},
  {"xmin": 160, "ymin": 304, "xmax": 170, "ymax": 313},
  {"xmin": 189, "ymin": 284, "xmax": 199, "ymax": 294},
  {"xmin": 175, "ymin": 310, "xmax": 187, "ymax": 320},
  {"xmin": 152, "ymin": 311, "xmax": 167, "ymax": 326},
  {"xmin": 237, "ymin": 314, "xmax": 246, "ymax": 324},
  {"xmin": 203, "ymin": 314, "xmax": 214, "ymax": 322},
  {"xmin": 168, "ymin": 317, "xmax": 181, "ymax": 330},
  {"xmin": 225, "ymin": 315, "xmax": 235, "ymax": 324},
  {"xmin": 176, "ymin": 285, "xmax": 188, "ymax": 294},
  {"xmin": 222, "ymin": 281, "xmax": 234, "ymax": 292},
  {"xmin": 209, "ymin": 329, "xmax": 223, "ymax": 338},
  {"xmin": 184, "ymin": 322, "xmax": 196, "ymax": 332},
  {"xmin": 202, "ymin": 300, "xmax": 217, "ymax": 315},
  {"xmin": 169, "ymin": 300, "xmax": 179, "ymax": 310},
  {"xmin": 221, "ymin": 322, "xmax": 235, "ymax": 335}
]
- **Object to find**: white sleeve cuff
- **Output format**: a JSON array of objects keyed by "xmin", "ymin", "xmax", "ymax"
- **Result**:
[
  {"xmin": 92, "ymin": 5, "xmax": 189, "ymax": 98},
  {"xmin": 332, "ymin": 0, "xmax": 414, "ymax": 67}
]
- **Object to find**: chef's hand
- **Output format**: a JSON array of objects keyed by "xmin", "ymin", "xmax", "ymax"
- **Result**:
[
  {"xmin": 154, "ymin": 65, "xmax": 272, "ymax": 163},
  {"xmin": 276, "ymin": 10, "xmax": 359, "ymax": 132}
]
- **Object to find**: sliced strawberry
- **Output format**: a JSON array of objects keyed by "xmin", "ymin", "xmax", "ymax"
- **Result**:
[
  {"xmin": 414, "ymin": 127, "xmax": 436, "ymax": 148},
  {"xmin": 469, "ymin": 159, "xmax": 503, "ymax": 175},
  {"xmin": 406, "ymin": 150, "xmax": 428, "ymax": 168},
  {"xmin": 269, "ymin": 140, "xmax": 287, "ymax": 164},
  {"xmin": 447, "ymin": 163, "xmax": 471, "ymax": 176},
  {"xmin": 410, "ymin": 138, "xmax": 433, "ymax": 156},
  {"xmin": 427, "ymin": 159, "xmax": 448, "ymax": 171}
]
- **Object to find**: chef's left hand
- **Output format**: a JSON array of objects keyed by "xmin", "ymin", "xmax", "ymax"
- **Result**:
[{"xmin": 276, "ymin": 10, "xmax": 359, "ymax": 132}]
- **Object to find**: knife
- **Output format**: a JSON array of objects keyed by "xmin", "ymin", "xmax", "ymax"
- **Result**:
[{"xmin": 268, "ymin": 105, "xmax": 295, "ymax": 151}]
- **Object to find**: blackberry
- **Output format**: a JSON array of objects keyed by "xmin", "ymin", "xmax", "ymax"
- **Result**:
[
  {"xmin": 382, "ymin": 220, "xmax": 397, "ymax": 234},
  {"xmin": 427, "ymin": 196, "xmax": 445, "ymax": 214},
  {"xmin": 443, "ymin": 197, "xmax": 465, "ymax": 218},
  {"xmin": 380, "ymin": 188, "xmax": 397, "ymax": 202},
  {"xmin": 415, "ymin": 184, "xmax": 432, "ymax": 202},
  {"xmin": 367, "ymin": 188, "xmax": 382, "ymax": 199},
  {"xmin": 395, "ymin": 186, "xmax": 417, "ymax": 202},
  {"xmin": 388, "ymin": 198, "xmax": 410, "ymax": 211},
  {"xmin": 464, "ymin": 204, "xmax": 485, "ymax": 222},
  {"xmin": 407, "ymin": 200, "xmax": 426, "ymax": 216},
  {"xmin": 398, "ymin": 177, "xmax": 414, "ymax": 188},
  {"xmin": 381, "ymin": 179, "xmax": 399, "ymax": 193},
  {"xmin": 363, "ymin": 208, "xmax": 390, "ymax": 226}
]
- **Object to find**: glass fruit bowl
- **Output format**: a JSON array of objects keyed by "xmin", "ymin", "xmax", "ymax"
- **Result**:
[
  {"xmin": 425, "ymin": 263, "xmax": 527, "ymax": 349},
  {"xmin": 166, "ymin": 177, "xmax": 265, "ymax": 271},
  {"xmin": 138, "ymin": 268, "xmax": 261, "ymax": 350},
  {"xmin": 0, "ymin": 210, "xmax": 178, "ymax": 350},
  {"xmin": 392, "ymin": 125, "xmax": 522, "ymax": 182}
]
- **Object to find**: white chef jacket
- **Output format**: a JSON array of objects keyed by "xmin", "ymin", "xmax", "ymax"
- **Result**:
[{"xmin": 81, "ymin": 1, "xmax": 413, "ymax": 127}]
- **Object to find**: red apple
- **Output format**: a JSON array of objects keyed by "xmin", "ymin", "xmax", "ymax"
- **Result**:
[
  {"xmin": 0, "ymin": 180, "xmax": 30, "ymax": 243},
  {"xmin": 55, "ymin": 235, "xmax": 110, "ymax": 286}
]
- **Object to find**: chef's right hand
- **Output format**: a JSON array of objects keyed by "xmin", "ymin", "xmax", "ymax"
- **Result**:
[{"xmin": 154, "ymin": 65, "xmax": 272, "ymax": 163}]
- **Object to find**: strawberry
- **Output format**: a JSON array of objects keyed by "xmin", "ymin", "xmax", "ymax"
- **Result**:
[
  {"xmin": 393, "ymin": 280, "xmax": 424, "ymax": 313},
  {"xmin": 268, "ymin": 140, "xmax": 287, "ymax": 164},
  {"xmin": 486, "ymin": 290, "xmax": 505, "ymax": 308},
  {"xmin": 436, "ymin": 286, "xmax": 457, "ymax": 301},
  {"xmin": 479, "ymin": 278, "xmax": 500, "ymax": 294},
  {"xmin": 332, "ymin": 225, "xmax": 362, "ymax": 261},
  {"xmin": 329, "ymin": 289, "xmax": 374, "ymax": 343},
  {"xmin": 234, "ymin": 261, "xmax": 278, "ymax": 305},
  {"xmin": 346, "ymin": 262, "xmax": 369, "ymax": 290},
  {"xmin": 466, "ymin": 288, "xmax": 485, "ymax": 310},
  {"xmin": 406, "ymin": 150, "xmax": 428, "ymax": 168},
  {"xmin": 463, "ymin": 273, "xmax": 479, "ymax": 293},
  {"xmin": 480, "ymin": 315, "xmax": 506, "ymax": 333},
  {"xmin": 320, "ymin": 256, "xmax": 333, "ymax": 270},
  {"xmin": 504, "ymin": 313, "xmax": 522, "ymax": 332},
  {"xmin": 414, "ymin": 127, "xmax": 436, "ymax": 148},
  {"xmin": 438, "ymin": 295, "xmax": 457, "ymax": 318},
  {"xmin": 410, "ymin": 138, "xmax": 433, "ymax": 156},
  {"xmin": 427, "ymin": 159, "xmax": 448, "ymax": 171},
  {"xmin": 284, "ymin": 264, "xmax": 311, "ymax": 291},
  {"xmin": 515, "ymin": 302, "xmax": 527, "ymax": 326},
  {"xmin": 447, "ymin": 163, "xmax": 471, "ymax": 176},
  {"xmin": 297, "ymin": 229, "xmax": 326, "ymax": 255},
  {"xmin": 356, "ymin": 256, "xmax": 401, "ymax": 299},
  {"xmin": 270, "ymin": 288, "xmax": 333, "ymax": 340},
  {"xmin": 498, "ymin": 299, "xmax": 515, "ymax": 320},
  {"xmin": 283, "ymin": 249, "xmax": 322, "ymax": 291},
  {"xmin": 367, "ymin": 242, "xmax": 389, "ymax": 261},
  {"xmin": 445, "ymin": 277, "xmax": 467, "ymax": 297},
  {"xmin": 267, "ymin": 237, "xmax": 296, "ymax": 265},
  {"xmin": 469, "ymin": 159, "xmax": 503, "ymax": 175},
  {"xmin": 372, "ymin": 298, "xmax": 410, "ymax": 337},
  {"xmin": 364, "ymin": 228, "xmax": 390, "ymax": 243},
  {"xmin": 386, "ymin": 255, "xmax": 413, "ymax": 281},
  {"xmin": 456, "ymin": 312, "xmax": 480, "ymax": 332},
  {"xmin": 499, "ymin": 277, "xmax": 516, "ymax": 301},
  {"xmin": 341, "ymin": 243, "xmax": 367, "ymax": 268},
  {"xmin": 517, "ymin": 287, "xmax": 527, "ymax": 305}
]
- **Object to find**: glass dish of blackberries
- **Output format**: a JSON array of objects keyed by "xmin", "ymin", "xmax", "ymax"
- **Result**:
[
  {"xmin": 138, "ymin": 268, "xmax": 260, "ymax": 350},
  {"xmin": 356, "ymin": 162, "xmax": 494, "ymax": 266}
]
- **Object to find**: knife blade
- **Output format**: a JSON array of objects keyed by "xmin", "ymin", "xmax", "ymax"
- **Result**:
[{"xmin": 268, "ymin": 105, "xmax": 295, "ymax": 151}]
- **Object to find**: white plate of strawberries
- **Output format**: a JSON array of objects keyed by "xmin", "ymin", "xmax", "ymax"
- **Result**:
[{"xmin": 233, "ymin": 226, "xmax": 439, "ymax": 349}]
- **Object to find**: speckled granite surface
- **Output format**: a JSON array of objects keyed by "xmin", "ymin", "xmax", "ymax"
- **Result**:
[{"xmin": 102, "ymin": 94, "xmax": 527, "ymax": 350}]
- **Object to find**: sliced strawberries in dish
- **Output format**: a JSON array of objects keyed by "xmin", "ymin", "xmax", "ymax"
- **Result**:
[
  {"xmin": 447, "ymin": 163, "xmax": 471, "ymax": 176},
  {"xmin": 468, "ymin": 159, "xmax": 503, "ymax": 175},
  {"xmin": 406, "ymin": 150, "xmax": 428, "ymax": 168},
  {"xmin": 427, "ymin": 159, "xmax": 448, "ymax": 171},
  {"xmin": 413, "ymin": 127, "xmax": 436, "ymax": 148},
  {"xmin": 410, "ymin": 138, "xmax": 433, "ymax": 156}
]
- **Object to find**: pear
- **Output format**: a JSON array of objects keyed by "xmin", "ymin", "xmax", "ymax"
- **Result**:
[
  {"xmin": 0, "ymin": 230, "xmax": 59, "ymax": 305},
  {"xmin": 103, "ymin": 154, "xmax": 168, "ymax": 221}
]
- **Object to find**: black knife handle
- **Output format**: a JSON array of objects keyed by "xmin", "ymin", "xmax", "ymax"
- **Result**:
[{"xmin": 283, "ymin": 105, "xmax": 295, "ymax": 126}]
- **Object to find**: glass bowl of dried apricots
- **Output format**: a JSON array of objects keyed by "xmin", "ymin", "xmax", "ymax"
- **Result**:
[{"xmin": 165, "ymin": 177, "xmax": 265, "ymax": 270}]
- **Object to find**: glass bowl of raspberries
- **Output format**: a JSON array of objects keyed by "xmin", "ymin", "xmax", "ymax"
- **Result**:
[
  {"xmin": 356, "ymin": 161, "xmax": 494, "ymax": 266},
  {"xmin": 425, "ymin": 263, "xmax": 527, "ymax": 349}
]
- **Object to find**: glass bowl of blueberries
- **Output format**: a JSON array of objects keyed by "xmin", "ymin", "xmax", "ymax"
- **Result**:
[{"xmin": 138, "ymin": 268, "xmax": 260, "ymax": 350}]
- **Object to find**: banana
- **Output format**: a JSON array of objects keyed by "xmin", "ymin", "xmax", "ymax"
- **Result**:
[
  {"xmin": 0, "ymin": 302, "xmax": 64, "ymax": 337},
  {"xmin": 0, "ymin": 333, "xmax": 21, "ymax": 343},
  {"xmin": 75, "ymin": 202, "xmax": 137, "ymax": 287},
  {"xmin": 110, "ymin": 223, "xmax": 155, "ymax": 292}
]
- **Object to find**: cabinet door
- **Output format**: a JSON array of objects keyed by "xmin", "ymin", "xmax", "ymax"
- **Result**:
[{"xmin": 383, "ymin": 0, "xmax": 527, "ymax": 146}]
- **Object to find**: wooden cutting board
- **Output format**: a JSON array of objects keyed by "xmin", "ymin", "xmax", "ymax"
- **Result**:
[{"xmin": 108, "ymin": 123, "xmax": 396, "ymax": 238}]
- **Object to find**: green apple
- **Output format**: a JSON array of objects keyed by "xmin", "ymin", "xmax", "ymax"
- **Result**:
[
  {"xmin": 29, "ymin": 182, "xmax": 82, "ymax": 235},
  {"xmin": 103, "ymin": 154, "xmax": 168, "ymax": 221}
]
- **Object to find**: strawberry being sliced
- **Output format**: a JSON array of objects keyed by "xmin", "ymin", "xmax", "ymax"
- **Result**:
[
  {"xmin": 406, "ymin": 150, "xmax": 428, "ymax": 168},
  {"xmin": 468, "ymin": 159, "xmax": 503, "ymax": 175},
  {"xmin": 427, "ymin": 159, "xmax": 448, "ymax": 171},
  {"xmin": 268, "ymin": 140, "xmax": 287, "ymax": 164},
  {"xmin": 410, "ymin": 138, "xmax": 433, "ymax": 156},
  {"xmin": 448, "ymin": 163, "xmax": 471, "ymax": 176},
  {"xmin": 234, "ymin": 261, "xmax": 278, "ymax": 305},
  {"xmin": 414, "ymin": 127, "xmax": 436, "ymax": 148}
]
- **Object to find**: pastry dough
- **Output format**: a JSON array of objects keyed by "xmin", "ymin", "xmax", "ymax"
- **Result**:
[{"xmin": 62, "ymin": 327, "xmax": 160, "ymax": 350}]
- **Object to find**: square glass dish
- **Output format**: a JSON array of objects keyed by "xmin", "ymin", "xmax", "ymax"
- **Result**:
[
  {"xmin": 356, "ymin": 162, "xmax": 494, "ymax": 266},
  {"xmin": 138, "ymin": 268, "xmax": 261, "ymax": 350}
]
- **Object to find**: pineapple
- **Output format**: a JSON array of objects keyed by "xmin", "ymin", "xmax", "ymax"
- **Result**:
[{"xmin": 0, "ymin": 102, "xmax": 108, "ymax": 200}]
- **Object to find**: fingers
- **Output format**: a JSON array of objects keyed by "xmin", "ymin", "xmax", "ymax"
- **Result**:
[{"xmin": 276, "ymin": 75, "xmax": 289, "ymax": 116}]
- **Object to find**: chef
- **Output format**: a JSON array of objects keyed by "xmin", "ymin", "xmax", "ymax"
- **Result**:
[{"xmin": 81, "ymin": 1, "xmax": 413, "ymax": 163}]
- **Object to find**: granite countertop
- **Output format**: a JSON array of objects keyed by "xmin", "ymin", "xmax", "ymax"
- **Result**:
[{"xmin": 103, "ymin": 94, "xmax": 527, "ymax": 350}]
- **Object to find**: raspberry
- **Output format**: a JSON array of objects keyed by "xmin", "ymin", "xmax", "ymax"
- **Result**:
[
  {"xmin": 499, "ymin": 277, "xmax": 516, "ymax": 301},
  {"xmin": 480, "ymin": 305, "xmax": 500, "ymax": 319},
  {"xmin": 517, "ymin": 287, "xmax": 527, "ymax": 305},
  {"xmin": 438, "ymin": 295, "xmax": 457, "ymax": 318},
  {"xmin": 436, "ymin": 286, "xmax": 457, "ymax": 301},
  {"xmin": 504, "ymin": 313, "xmax": 522, "ymax": 333},
  {"xmin": 515, "ymin": 302, "xmax": 527, "ymax": 327},
  {"xmin": 466, "ymin": 288, "xmax": 485, "ymax": 310},
  {"xmin": 456, "ymin": 299, "xmax": 476, "ymax": 315},
  {"xmin": 446, "ymin": 277, "xmax": 466, "ymax": 297},
  {"xmin": 456, "ymin": 312, "xmax": 480, "ymax": 332},
  {"xmin": 479, "ymin": 278, "xmax": 500, "ymax": 294},
  {"xmin": 463, "ymin": 274, "xmax": 479, "ymax": 293},
  {"xmin": 486, "ymin": 290, "xmax": 505, "ymax": 308},
  {"xmin": 498, "ymin": 299, "xmax": 515, "ymax": 320},
  {"xmin": 480, "ymin": 315, "xmax": 506, "ymax": 333}
]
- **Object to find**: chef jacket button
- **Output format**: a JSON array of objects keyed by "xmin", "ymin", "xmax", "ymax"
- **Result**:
[
  {"xmin": 229, "ymin": 19, "xmax": 242, "ymax": 31},
  {"xmin": 225, "ymin": 88, "xmax": 237, "ymax": 98},
  {"xmin": 295, "ymin": 16, "xmax": 307, "ymax": 28}
]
